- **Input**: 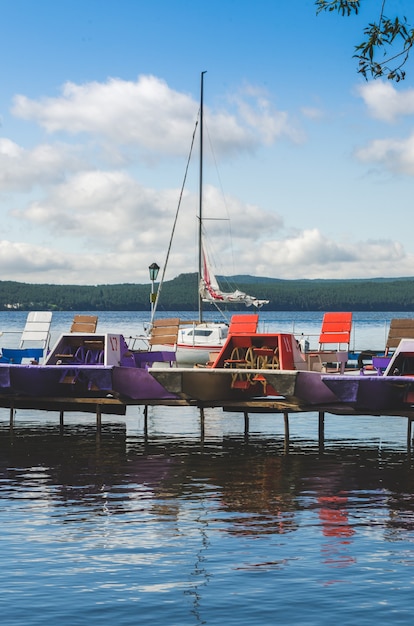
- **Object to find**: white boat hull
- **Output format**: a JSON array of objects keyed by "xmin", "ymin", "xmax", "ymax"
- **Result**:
[{"xmin": 176, "ymin": 321, "xmax": 228, "ymax": 366}]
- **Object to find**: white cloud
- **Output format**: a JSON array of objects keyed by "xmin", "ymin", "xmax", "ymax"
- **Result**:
[
  {"xmin": 0, "ymin": 240, "xmax": 69, "ymax": 273},
  {"xmin": 16, "ymin": 169, "xmax": 180, "ymax": 249},
  {"xmin": 0, "ymin": 74, "xmax": 411, "ymax": 285},
  {"xmin": 12, "ymin": 75, "xmax": 302, "ymax": 160},
  {"xmin": 0, "ymin": 225, "xmax": 410, "ymax": 285},
  {"xmin": 355, "ymin": 132, "xmax": 414, "ymax": 175},
  {"xmin": 354, "ymin": 82, "xmax": 414, "ymax": 175},
  {"xmin": 245, "ymin": 229, "xmax": 407, "ymax": 280},
  {"xmin": 232, "ymin": 83, "xmax": 305, "ymax": 145},
  {"xmin": 301, "ymin": 106, "xmax": 324, "ymax": 120},
  {"xmin": 0, "ymin": 138, "xmax": 81, "ymax": 191},
  {"xmin": 357, "ymin": 81, "xmax": 414, "ymax": 123}
]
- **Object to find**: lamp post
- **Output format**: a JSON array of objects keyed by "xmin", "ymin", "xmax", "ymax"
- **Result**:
[{"xmin": 148, "ymin": 262, "xmax": 160, "ymax": 321}]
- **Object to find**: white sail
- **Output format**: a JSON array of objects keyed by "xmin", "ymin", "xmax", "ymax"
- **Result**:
[{"xmin": 199, "ymin": 243, "xmax": 269, "ymax": 309}]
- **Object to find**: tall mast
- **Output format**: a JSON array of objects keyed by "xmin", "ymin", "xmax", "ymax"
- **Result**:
[{"xmin": 198, "ymin": 71, "xmax": 206, "ymax": 323}]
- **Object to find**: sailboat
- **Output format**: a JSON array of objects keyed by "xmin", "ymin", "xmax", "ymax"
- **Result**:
[{"xmin": 175, "ymin": 72, "xmax": 268, "ymax": 365}]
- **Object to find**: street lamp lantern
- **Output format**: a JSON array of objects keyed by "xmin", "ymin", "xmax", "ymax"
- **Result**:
[
  {"xmin": 148, "ymin": 262, "xmax": 160, "ymax": 320},
  {"xmin": 148, "ymin": 262, "xmax": 160, "ymax": 282}
]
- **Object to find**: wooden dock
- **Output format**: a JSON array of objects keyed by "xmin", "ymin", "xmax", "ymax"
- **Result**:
[{"xmin": 2, "ymin": 394, "xmax": 414, "ymax": 453}]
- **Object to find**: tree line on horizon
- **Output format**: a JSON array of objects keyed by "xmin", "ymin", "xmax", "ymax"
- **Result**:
[{"xmin": 0, "ymin": 274, "xmax": 413, "ymax": 312}]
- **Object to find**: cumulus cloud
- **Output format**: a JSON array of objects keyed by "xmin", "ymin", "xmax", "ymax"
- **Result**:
[
  {"xmin": 0, "ymin": 138, "xmax": 81, "ymax": 191},
  {"xmin": 16, "ymin": 169, "xmax": 180, "ymax": 250},
  {"xmin": 242, "ymin": 229, "xmax": 407, "ymax": 280},
  {"xmin": 0, "ymin": 240, "xmax": 69, "ymax": 273},
  {"xmin": 357, "ymin": 81, "xmax": 414, "ymax": 123},
  {"xmin": 355, "ymin": 132, "xmax": 414, "ymax": 175},
  {"xmin": 0, "ymin": 224, "xmax": 409, "ymax": 285},
  {"xmin": 12, "ymin": 75, "xmax": 300, "ymax": 160},
  {"xmin": 0, "ymin": 73, "xmax": 411, "ymax": 285},
  {"xmin": 354, "ymin": 82, "xmax": 414, "ymax": 175}
]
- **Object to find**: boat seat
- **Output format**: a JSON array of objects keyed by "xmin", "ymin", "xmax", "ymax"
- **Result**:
[
  {"xmin": 228, "ymin": 314, "xmax": 259, "ymax": 335},
  {"xmin": 148, "ymin": 318, "xmax": 180, "ymax": 348},
  {"xmin": 305, "ymin": 312, "xmax": 353, "ymax": 373},
  {"xmin": 385, "ymin": 319, "xmax": 414, "ymax": 356},
  {"xmin": 0, "ymin": 347, "xmax": 43, "ymax": 364},
  {"xmin": 318, "ymin": 312, "xmax": 352, "ymax": 351},
  {"xmin": 70, "ymin": 315, "xmax": 98, "ymax": 333},
  {"xmin": 19, "ymin": 311, "xmax": 52, "ymax": 351}
]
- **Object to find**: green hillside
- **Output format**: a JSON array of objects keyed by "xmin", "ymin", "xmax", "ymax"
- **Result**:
[{"xmin": 0, "ymin": 274, "xmax": 413, "ymax": 312}]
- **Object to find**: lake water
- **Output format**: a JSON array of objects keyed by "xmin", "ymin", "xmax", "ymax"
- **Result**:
[{"xmin": 1, "ymin": 310, "xmax": 414, "ymax": 625}]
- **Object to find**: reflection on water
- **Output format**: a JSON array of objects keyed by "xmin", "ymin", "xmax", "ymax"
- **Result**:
[
  {"xmin": 2, "ymin": 310, "xmax": 414, "ymax": 624},
  {"xmin": 2, "ymin": 408, "xmax": 414, "ymax": 625}
]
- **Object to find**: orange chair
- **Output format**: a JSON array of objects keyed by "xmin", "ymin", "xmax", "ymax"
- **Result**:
[
  {"xmin": 307, "ymin": 312, "xmax": 352, "ymax": 373},
  {"xmin": 318, "ymin": 312, "xmax": 352, "ymax": 351},
  {"xmin": 228, "ymin": 314, "xmax": 259, "ymax": 335}
]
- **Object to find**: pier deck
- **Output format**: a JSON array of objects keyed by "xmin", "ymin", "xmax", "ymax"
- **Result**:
[
  {"xmin": 1, "ymin": 393, "xmax": 414, "ymax": 423},
  {"xmin": 2, "ymin": 394, "xmax": 414, "ymax": 456}
]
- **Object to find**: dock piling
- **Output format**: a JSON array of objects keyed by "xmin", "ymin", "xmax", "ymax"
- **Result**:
[
  {"xmin": 283, "ymin": 411, "xmax": 290, "ymax": 454},
  {"xmin": 244, "ymin": 411, "xmax": 249, "ymax": 436},
  {"xmin": 200, "ymin": 406, "xmax": 205, "ymax": 441},
  {"xmin": 96, "ymin": 404, "xmax": 102, "ymax": 431},
  {"xmin": 319, "ymin": 411, "xmax": 325, "ymax": 452}
]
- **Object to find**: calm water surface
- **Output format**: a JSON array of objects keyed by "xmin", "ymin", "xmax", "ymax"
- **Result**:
[{"xmin": 1, "ymin": 311, "xmax": 414, "ymax": 625}]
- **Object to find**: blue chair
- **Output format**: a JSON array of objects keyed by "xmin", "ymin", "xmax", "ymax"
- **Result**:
[{"xmin": 0, "ymin": 347, "xmax": 43, "ymax": 363}]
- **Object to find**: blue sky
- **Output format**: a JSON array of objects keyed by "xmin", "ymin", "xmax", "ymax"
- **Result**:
[{"xmin": 0, "ymin": 0, "xmax": 414, "ymax": 285}]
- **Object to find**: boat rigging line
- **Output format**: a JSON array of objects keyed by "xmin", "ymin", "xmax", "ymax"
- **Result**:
[{"xmin": 150, "ymin": 112, "xmax": 200, "ymax": 326}]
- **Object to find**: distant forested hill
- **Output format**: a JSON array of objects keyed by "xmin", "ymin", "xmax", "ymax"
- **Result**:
[{"xmin": 0, "ymin": 274, "xmax": 413, "ymax": 311}]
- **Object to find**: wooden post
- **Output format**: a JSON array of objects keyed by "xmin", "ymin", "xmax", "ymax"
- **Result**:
[
  {"xmin": 318, "ymin": 411, "xmax": 325, "ymax": 453},
  {"xmin": 96, "ymin": 404, "xmax": 102, "ymax": 432},
  {"xmin": 244, "ymin": 411, "xmax": 249, "ymax": 436},
  {"xmin": 9, "ymin": 405, "xmax": 14, "ymax": 429},
  {"xmin": 59, "ymin": 410, "xmax": 64, "ymax": 433},
  {"xmin": 407, "ymin": 417, "xmax": 412, "ymax": 452},
  {"xmin": 200, "ymin": 406, "xmax": 205, "ymax": 441},
  {"xmin": 283, "ymin": 411, "xmax": 290, "ymax": 454},
  {"xmin": 143, "ymin": 405, "xmax": 148, "ymax": 437}
]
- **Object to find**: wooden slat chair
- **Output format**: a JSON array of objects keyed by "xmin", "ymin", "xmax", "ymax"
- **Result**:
[
  {"xmin": 385, "ymin": 319, "xmax": 414, "ymax": 356},
  {"xmin": 70, "ymin": 314, "xmax": 98, "ymax": 333},
  {"xmin": 147, "ymin": 318, "xmax": 180, "ymax": 365},
  {"xmin": 149, "ymin": 318, "xmax": 180, "ymax": 347},
  {"xmin": 360, "ymin": 319, "xmax": 414, "ymax": 373},
  {"xmin": 19, "ymin": 311, "xmax": 53, "ymax": 352},
  {"xmin": 307, "ymin": 312, "xmax": 352, "ymax": 373}
]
